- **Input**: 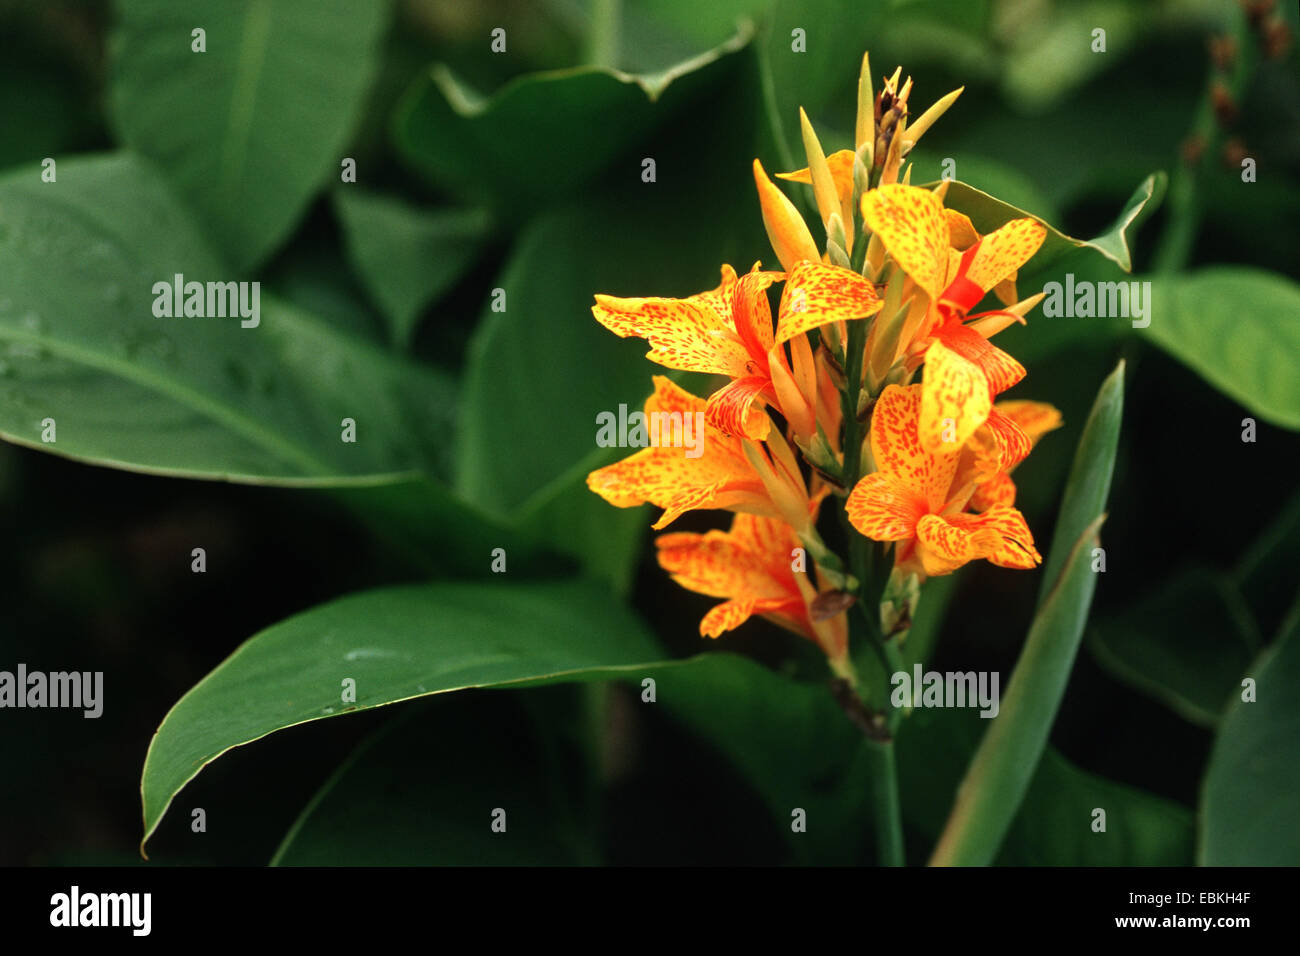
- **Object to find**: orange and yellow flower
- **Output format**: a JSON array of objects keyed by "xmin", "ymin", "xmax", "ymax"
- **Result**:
[
  {"xmin": 861, "ymin": 183, "xmax": 1047, "ymax": 459},
  {"xmin": 586, "ymin": 376, "xmax": 818, "ymax": 533},
  {"xmin": 847, "ymin": 384, "xmax": 1041, "ymax": 577},
  {"xmin": 592, "ymin": 261, "xmax": 881, "ymax": 442},
  {"xmin": 656, "ymin": 512, "xmax": 849, "ymax": 668}
]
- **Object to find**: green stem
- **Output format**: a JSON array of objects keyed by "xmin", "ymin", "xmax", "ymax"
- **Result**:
[
  {"xmin": 1153, "ymin": 5, "xmax": 1254, "ymax": 273},
  {"xmin": 584, "ymin": 0, "xmax": 621, "ymax": 68},
  {"xmin": 865, "ymin": 739, "xmax": 905, "ymax": 866}
]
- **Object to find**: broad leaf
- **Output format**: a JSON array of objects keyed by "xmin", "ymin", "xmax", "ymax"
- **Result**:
[
  {"xmin": 1200, "ymin": 604, "xmax": 1300, "ymax": 865},
  {"xmin": 333, "ymin": 190, "xmax": 491, "ymax": 348},
  {"xmin": 271, "ymin": 694, "xmax": 594, "ymax": 865},
  {"xmin": 140, "ymin": 579, "xmax": 665, "ymax": 853},
  {"xmin": 394, "ymin": 26, "xmax": 752, "ymax": 208},
  {"xmin": 1090, "ymin": 567, "xmax": 1260, "ymax": 727},
  {"xmin": 649, "ymin": 652, "xmax": 872, "ymax": 865},
  {"xmin": 0, "ymin": 153, "xmax": 450, "ymax": 483},
  {"xmin": 935, "ymin": 173, "xmax": 1166, "ymax": 273},
  {"xmin": 1143, "ymin": 267, "xmax": 1300, "ymax": 430},
  {"xmin": 110, "ymin": 0, "xmax": 387, "ymax": 270}
]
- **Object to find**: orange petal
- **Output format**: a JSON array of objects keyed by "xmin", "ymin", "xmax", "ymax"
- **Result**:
[
  {"xmin": 914, "ymin": 513, "xmax": 981, "ymax": 576},
  {"xmin": 984, "ymin": 406, "xmax": 1033, "ymax": 472},
  {"xmin": 777, "ymin": 149, "xmax": 856, "ymax": 206},
  {"xmin": 946, "ymin": 507, "xmax": 1041, "ymax": 568},
  {"xmin": 846, "ymin": 472, "xmax": 926, "ymax": 541},
  {"xmin": 776, "ymin": 260, "xmax": 882, "ymax": 344},
  {"xmin": 969, "ymin": 471, "xmax": 1017, "ymax": 511},
  {"xmin": 995, "ymin": 399, "xmax": 1063, "ymax": 445},
  {"xmin": 705, "ymin": 375, "xmax": 772, "ymax": 441},
  {"xmin": 962, "ymin": 218, "xmax": 1047, "ymax": 296},
  {"xmin": 732, "ymin": 268, "xmax": 781, "ymax": 364},
  {"xmin": 656, "ymin": 514, "xmax": 809, "ymax": 637},
  {"xmin": 754, "ymin": 159, "xmax": 821, "ymax": 272},
  {"xmin": 861, "ymin": 184, "xmax": 950, "ymax": 300},
  {"xmin": 592, "ymin": 265, "xmax": 749, "ymax": 376},
  {"xmin": 869, "ymin": 384, "xmax": 961, "ymax": 511},
  {"xmin": 919, "ymin": 341, "xmax": 992, "ymax": 457},
  {"xmin": 933, "ymin": 319, "xmax": 1026, "ymax": 395},
  {"xmin": 586, "ymin": 377, "xmax": 768, "ymax": 527}
]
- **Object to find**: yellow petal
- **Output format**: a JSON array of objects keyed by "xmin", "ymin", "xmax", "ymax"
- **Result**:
[
  {"xmin": 869, "ymin": 383, "xmax": 961, "ymax": 511},
  {"xmin": 861, "ymin": 184, "xmax": 951, "ymax": 300},
  {"xmin": 995, "ymin": 399, "xmax": 1063, "ymax": 445},
  {"xmin": 914, "ymin": 513, "xmax": 980, "ymax": 576},
  {"xmin": 962, "ymin": 218, "xmax": 1047, "ymax": 295},
  {"xmin": 592, "ymin": 265, "xmax": 749, "ymax": 376},
  {"xmin": 846, "ymin": 472, "xmax": 926, "ymax": 541},
  {"xmin": 776, "ymin": 260, "xmax": 882, "ymax": 344},
  {"xmin": 753, "ymin": 158, "xmax": 821, "ymax": 272},
  {"xmin": 947, "ymin": 507, "xmax": 1041, "ymax": 569},
  {"xmin": 919, "ymin": 340, "xmax": 992, "ymax": 456},
  {"xmin": 705, "ymin": 375, "xmax": 772, "ymax": 441},
  {"xmin": 586, "ymin": 377, "xmax": 767, "ymax": 527}
]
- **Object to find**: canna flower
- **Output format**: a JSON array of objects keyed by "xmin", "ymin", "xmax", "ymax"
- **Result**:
[
  {"xmin": 592, "ymin": 262, "xmax": 881, "ymax": 441},
  {"xmin": 847, "ymin": 384, "xmax": 1041, "ymax": 578},
  {"xmin": 964, "ymin": 400, "xmax": 1062, "ymax": 511},
  {"xmin": 656, "ymin": 512, "xmax": 850, "ymax": 670},
  {"xmin": 586, "ymin": 376, "xmax": 818, "ymax": 533},
  {"xmin": 861, "ymin": 183, "xmax": 1047, "ymax": 462}
]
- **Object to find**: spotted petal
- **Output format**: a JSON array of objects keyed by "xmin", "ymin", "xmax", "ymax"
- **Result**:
[
  {"xmin": 777, "ymin": 261, "xmax": 882, "ymax": 344},
  {"xmin": 918, "ymin": 341, "xmax": 992, "ymax": 457},
  {"xmin": 861, "ymin": 184, "xmax": 950, "ymax": 300},
  {"xmin": 869, "ymin": 384, "xmax": 961, "ymax": 511}
]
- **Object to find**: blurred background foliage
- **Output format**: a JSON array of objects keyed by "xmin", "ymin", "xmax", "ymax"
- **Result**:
[{"xmin": 0, "ymin": 0, "xmax": 1297, "ymax": 865}]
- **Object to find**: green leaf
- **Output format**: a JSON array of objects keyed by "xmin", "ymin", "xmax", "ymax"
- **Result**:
[
  {"xmin": 110, "ymin": 0, "xmax": 387, "ymax": 271},
  {"xmin": 393, "ymin": 24, "xmax": 751, "ymax": 208},
  {"xmin": 899, "ymin": 708, "xmax": 1193, "ymax": 865},
  {"xmin": 333, "ymin": 190, "xmax": 491, "ymax": 349},
  {"xmin": 936, "ymin": 173, "xmax": 1166, "ymax": 274},
  {"xmin": 1143, "ymin": 267, "xmax": 1300, "ymax": 430},
  {"xmin": 647, "ymin": 652, "xmax": 872, "ymax": 864},
  {"xmin": 271, "ymin": 695, "xmax": 594, "ymax": 865},
  {"xmin": 930, "ymin": 361, "xmax": 1125, "ymax": 866},
  {"xmin": 0, "ymin": 153, "xmax": 451, "ymax": 483},
  {"xmin": 1200, "ymin": 602, "xmax": 1300, "ymax": 865},
  {"xmin": 1089, "ymin": 568, "xmax": 1260, "ymax": 728},
  {"xmin": 451, "ymin": 42, "xmax": 767, "ymax": 587},
  {"xmin": 140, "ymin": 578, "xmax": 665, "ymax": 854}
]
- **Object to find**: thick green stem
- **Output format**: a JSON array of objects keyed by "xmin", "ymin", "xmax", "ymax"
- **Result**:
[
  {"xmin": 865, "ymin": 739, "xmax": 905, "ymax": 866},
  {"xmin": 584, "ymin": 0, "xmax": 621, "ymax": 68}
]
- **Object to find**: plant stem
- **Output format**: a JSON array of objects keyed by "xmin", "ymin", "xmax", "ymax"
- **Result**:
[
  {"xmin": 1153, "ymin": 4, "xmax": 1253, "ymax": 273},
  {"xmin": 585, "ymin": 0, "xmax": 621, "ymax": 69},
  {"xmin": 865, "ymin": 738, "xmax": 905, "ymax": 866}
]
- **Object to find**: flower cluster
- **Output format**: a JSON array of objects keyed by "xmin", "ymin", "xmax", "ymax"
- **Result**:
[{"xmin": 587, "ymin": 54, "xmax": 1061, "ymax": 676}]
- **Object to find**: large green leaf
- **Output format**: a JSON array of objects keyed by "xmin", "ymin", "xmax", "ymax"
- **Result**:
[
  {"xmin": 1143, "ymin": 267, "xmax": 1300, "ymax": 430},
  {"xmin": 271, "ymin": 695, "xmax": 594, "ymax": 866},
  {"xmin": 0, "ymin": 153, "xmax": 450, "ymax": 483},
  {"xmin": 650, "ymin": 652, "xmax": 873, "ymax": 864},
  {"xmin": 1090, "ymin": 567, "xmax": 1260, "ymax": 727},
  {"xmin": 110, "ymin": 0, "xmax": 387, "ymax": 270},
  {"xmin": 332, "ymin": 190, "xmax": 491, "ymax": 349},
  {"xmin": 393, "ymin": 24, "xmax": 751, "ymax": 208},
  {"xmin": 930, "ymin": 361, "xmax": 1125, "ymax": 866},
  {"xmin": 936, "ymin": 173, "xmax": 1166, "ymax": 274},
  {"xmin": 899, "ymin": 708, "xmax": 1193, "ymax": 865},
  {"xmin": 451, "ymin": 45, "xmax": 767, "ymax": 584},
  {"xmin": 140, "ymin": 578, "xmax": 665, "ymax": 853},
  {"xmin": 1200, "ymin": 604, "xmax": 1300, "ymax": 865}
]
